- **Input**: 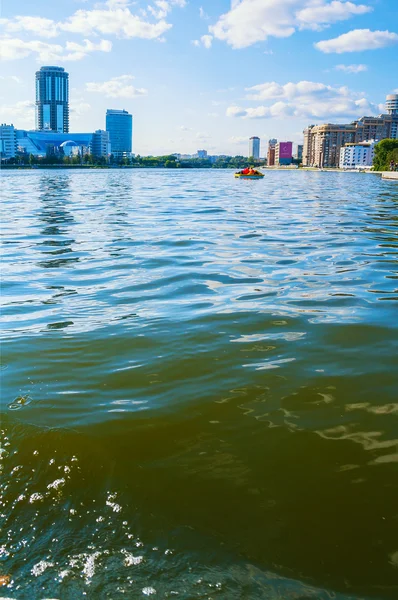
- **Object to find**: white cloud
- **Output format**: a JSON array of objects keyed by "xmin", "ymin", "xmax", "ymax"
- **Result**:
[
  {"xmin": 60, "ymin": 7, "xmax": 172, "ymax": 38},
  {"xmin": 196, "ymin": 131, "xmax": 211, "ymax": 140},
  {"xmin": 335, "ymin": 63, "xmax": 368, "ymax": 73},
  {"xmin": 0, "ymin": 75, "xmax": 22, "ymax": 83},
  {"xmin": 208, "ymin": 0, "xmax": 373, "ymax": 49},
  {"xmin": 199, "ymin": 6, "xmax": 209, "ymax": 20},
  {"xmin": 0, "ymin": 3, "xmax": 186, "ymax": 43},
  {"xmin": 315, "ymin": 29, "xmax": 398, "ymax": 53},
  {"xmin": 0, "ymin": 15, "xmax": 59, "ymax": 38},
  {"xmin": 201, "ymin": 34, "xmax": 213, "ymax": 48},
  {"xmin": 0, "ymin": 100, "xmax": 35, "ymax": 129},
  {"xmin": 192, "ymin": 34, "xmax": 213, "ymax": 48},
  {"xmin": 296, "ymin": 1, "xmax": 371, "ymax": 31},
  {"xmin": 227, "ymin": 79, "xmax": 378, "ymax": 120},
  {"xmin": 86, "ymin": 75, "xmax": 148, "ymax": 98},
  {"xmin": 0, "ymin": 36, "xmax": 112, "ymax": 61}
]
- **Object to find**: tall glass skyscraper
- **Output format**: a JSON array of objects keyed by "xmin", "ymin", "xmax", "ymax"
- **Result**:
[
  {"xmin": 106, "ymin": 109, "xmax": 133, "ymax": 157},
  {"xmin": 35, "ymin": 66, "xmax": 69, "ymax": 133},
  {"xmin": 249, "ymin": 136, "xmax": 260, "ymax": 159}
]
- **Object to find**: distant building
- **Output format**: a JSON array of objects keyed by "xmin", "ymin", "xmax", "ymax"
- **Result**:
[
  {"xmin": 91, "ymin": 130, "xmax": 111, "ymax": 158},
  {"xmin": 275, "ymin": 141, "xmax": 293, "ymax": 166},
  {"xmin": 339, "ymin": 140, "xmax": 376, "ymax": 170},
  {"xmin": 14, "ymin": 129, "xmax": 109, "ymax": 158},
  {"xmin": 0, "ymin": 124, "xmax": 17, "ymax": 159},
  {"xmin": 106, "ymin": 109, "xmax": 133, "ymax": 158},
  {"xmin": 197, "ymin": 149, "xmax": 208, "ymax": 159},
  {"xmin": 249, "ymin": 136, "xmax": 260, "ymax": 159},
  {"xmin": 35, "ymin": 66, "xmax": 69, "ymax": 133},
  {"xmin": 303, "ymin": 94, "xmax": 398, "ymax": 168},
  {"xmin": 267, "ymin": 138, "xmax": 277, "ymax": 166},
  {"xmin": 296, "ymin": 144, "xmax": 303, "ymax": 162}
]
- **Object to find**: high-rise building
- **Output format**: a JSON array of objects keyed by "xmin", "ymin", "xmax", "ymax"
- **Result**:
[
  {"xmin": 106, "ymin": 109, "xmax": 133, "ymax": 158},
  {"xmin": 385, "ymin": 93, "xmax": 398, "ymax": 139},
  {"xmin": 267, "ymin": 139, "xmax": 277, "ymax": 166},
  {"xmin": 0, "ymin": 124, "xmax": 17, "ymax": 159},
  {"xmin": 91, "ymin": 130, "xmax": 111, "ymax": 158},
  {"xmin": 249, "ymin": 136, "xmax": 260, "ymax": 159},
  {"xmin": 35, "ymin": 66, "xmax": 69, "ymax": 133},
  {"xmin": 275, "ymin": 141, "xmax": 293, "ymax": 166},
  {"xmin": 197, "ymin": 149, "xmax": 208, "ymax": 159},
  {"xmin": 296, "ymin": 144, "xmax": 303, "ymax": 162},
  {"xmin": 303, "ymin": 124, "xmax": 357, "ymax": 167}
]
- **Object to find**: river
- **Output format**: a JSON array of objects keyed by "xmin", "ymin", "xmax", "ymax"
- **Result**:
[{"xmin": 1, "ymin": 169, "xmax": 398, "ymax": 599}]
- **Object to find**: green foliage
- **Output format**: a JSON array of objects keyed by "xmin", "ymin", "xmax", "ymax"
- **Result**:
[{"xmin": 373, "ymin": 139, "xmax": 398, "ymax": 171}]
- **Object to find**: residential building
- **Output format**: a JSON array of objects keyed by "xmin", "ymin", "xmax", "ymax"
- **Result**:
[
  {"xmin": 91, "ymin": 130, "xmax": 111, "ymax": 158},
  {"xmin": 106, "ymin": 109, "xmax": 133, "ymax": 158},
  {"xmin": 275, "ymin": 141, "xmax": 293, "ymax": 166},
  {"xmin": 354, "ymin": 116, "xmax": 392, "ymax": 143},
  {"xmin": 339, "ymin": 140, "xmax": 376, "ymax": 170},
  {"xmin": 0, "ymin": 124, "xmax": 17, "ymax": 159},
  {"xmin": 35, "ymin": 66, "xmax": 69, "ymax": 133},
  {"xmin": 303, "ymin": 124, "xmax": 356, "ymax": 167},
  {"xmin": 267, "ymin": 138, "xmax": 277, "ymax": 166},
  {"xmin": 249, "ymin": 136, "xmax": 260, "ymax": 159},
  {"xmin": 197, "ymin": 149, "xmax": 208, "ymax": 159}
]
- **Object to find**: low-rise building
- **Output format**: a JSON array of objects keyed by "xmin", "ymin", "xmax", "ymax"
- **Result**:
[
  {"xmin": 339, "ymin": 140, "xmax": 376, "ymax": 170},
  {"xmin": 0, "ymin": 124, "xmax": 17, "ymax": 160},
  {"xmin": 14, "ymin": 129, "xmax": 110, "ymax": 158}
]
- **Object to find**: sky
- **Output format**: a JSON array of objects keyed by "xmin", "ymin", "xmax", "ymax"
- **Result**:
[{"xmin": 0, "ymin": 0, "xmax": 397, "ymax": 156}]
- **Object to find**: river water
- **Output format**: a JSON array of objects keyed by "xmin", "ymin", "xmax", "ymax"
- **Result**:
[{"xmin": 1, "ymin": 169, "xmax": 398, "ymax": 599}]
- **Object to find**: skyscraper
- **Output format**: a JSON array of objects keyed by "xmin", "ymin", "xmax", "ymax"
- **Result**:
[
  {"xmin": 385, "ymin": 93, "xmax": 398, "ymax": 139},
  {"xmin": 106, "ymin": 109, "xmax": 133, "ymax": 158},
  {"xmin": 35, "ymin": 66, "xmax": 69, "ymax": 133},
  {"xmin": 249, "ymin": 136, "xmax": 260, "ymax": 159}
]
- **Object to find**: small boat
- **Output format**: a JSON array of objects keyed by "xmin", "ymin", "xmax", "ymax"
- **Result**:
[{"xmin": 234, "ymin": 172, "xmax": 264, "ymax": 179}]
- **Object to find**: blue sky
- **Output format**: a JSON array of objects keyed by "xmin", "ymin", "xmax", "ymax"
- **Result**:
[{"xmin": 0, "ymin": 0, "xmax": 397, "ymax": 155}]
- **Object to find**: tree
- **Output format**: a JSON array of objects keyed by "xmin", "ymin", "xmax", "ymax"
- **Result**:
[{"xmin": 373, "ymin": 139, "xmax": 398, "ymax": 171}]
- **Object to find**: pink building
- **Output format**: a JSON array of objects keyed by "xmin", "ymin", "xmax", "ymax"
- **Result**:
[{"xmin": 275, "ymin": 141, "xmax": 293, "ymax": 165}]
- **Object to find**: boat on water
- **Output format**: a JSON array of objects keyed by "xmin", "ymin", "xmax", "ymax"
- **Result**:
[{"xmin": 234, "ymin": 172, "xmax": 264, "ymax": 179}]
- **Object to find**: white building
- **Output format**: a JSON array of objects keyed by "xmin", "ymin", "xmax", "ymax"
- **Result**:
[
  {"xmin": 0, "ymin": 124, "xmax": 17, "ymax": 159},
  {"xmin": 249, "ymin": 136, "xmax": 260, "ymax": 159},
  {"xmin": 339, "ymin": 140, "xmax": 376, "ymax": 170},
  {"xmin": 91, "ymin": 130, "xmax": 111, "ymax": 158}
]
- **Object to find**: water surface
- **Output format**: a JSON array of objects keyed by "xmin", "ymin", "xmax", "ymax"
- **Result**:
[{"xmin": 1, "ymin": 169, "xmax": 398, "ymax": 599}]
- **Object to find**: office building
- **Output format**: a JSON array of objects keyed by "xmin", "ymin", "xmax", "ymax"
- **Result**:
[
  {"xmin": 275, "ymin": 141, "xmax": 293, "ymax": 166},
  {"xmin": 296, "ymin": 144, "xmax": 303, "ymax": 162},
  {"xmin": 197, "ymin": 149, "xmax": 208, "ymax": 159},
  {"xmin": 15, "ymin": 129, "xmax": 109, "ymax": 158},
  {"xmin": 249, "ymin": 136, "xmax": 260, "ymax": 159},
  {"xmin": 339, "ymin": 140, "xmax": 376, "ymax": 170},
  {"xmin": 0, "ymin": 124, "xmax": 17, "ymax": 159},
  {"xmin": 267, "ymin": 138, "xmax": 277, "ymax": 166},
  {"xmin": 91, "ymin": 130, "xmax": 111, "ymax": 158},
  {"xmin": 35, "ymin": 66, "xmax": 69, "ymax": 133},
  {"xmin": 385, "ymin": 93, "xmax": 398, "ymax": 139},
  {"xmin": 106, "ymin": 109, "xmax": 133, "ymax": 158}
]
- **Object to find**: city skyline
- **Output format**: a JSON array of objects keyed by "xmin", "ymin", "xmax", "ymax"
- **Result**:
[{"xmin": 0, "ymin": 0, "xmax": 397, "ymax": 155}]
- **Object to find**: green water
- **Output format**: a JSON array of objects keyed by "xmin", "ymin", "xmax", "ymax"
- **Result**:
[{"xmin": 1, "ymin": 169, "xmax": 398, "ymax": 599}]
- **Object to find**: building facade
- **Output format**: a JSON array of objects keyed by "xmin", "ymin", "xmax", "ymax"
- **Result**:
[
  {"xmin": 35, "ymin": 66, "xmax": 69, "ymax": 133},
  {"xmin": 267, "ymin": 138, "xmax": 277, "ymax": 166},
  {"xmin": 91, "ymin": 130, "xmax": 111, "ymax": 158},
  {"xmin": 275, "ymin": 141, "xmax": 293, "ymax": 166},
  {"xmin": 385, "ymin": 93, "xmax": 398, "ymax": 139},
  {"xmin": 15, "ymin": 129, "xmax": 109, "ymax": 158},
  {"xmin": 296, "ymin": 144, "xmax": 303, "ymax": 162},
  {"xmin": 197, "ymin": 149, "xmax": 208, "ymax": 158},
  {"xmin": 106, "ymin": 109, "xmax": 133, "ymax": 158},
  {"xmin": 249, "ymin": 136, "xmax": 260, "ymax": 159},
  {"xmin": 303, "ymin": 124, "xmax": 356, "ymax": 167},
  {"xmin": 0, "ymin": 124, "xmax": 17, "ymax": 159},
  {"xmin": 339, "ymin": 140, "xmax": 376, "ymax": 170}
]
